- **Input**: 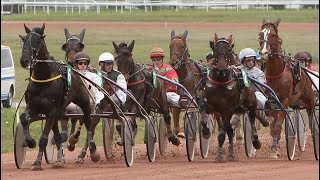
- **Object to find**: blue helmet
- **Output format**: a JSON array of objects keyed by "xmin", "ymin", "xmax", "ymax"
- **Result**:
[{"xmin": 256, "ymin": 51, "xmax": 261, "ymax": 60}]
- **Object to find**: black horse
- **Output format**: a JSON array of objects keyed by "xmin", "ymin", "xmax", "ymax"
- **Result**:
[
  {"xmin": 19, "ymin": 23, "xmax": 100, "ymax": 170},
  {"xmin": 113, "ymin": 40, "xmax": 180, "ymax": 145},
  {"xmin": 204, "ymin": 34, "xmax": 261, "ymax": 162}
]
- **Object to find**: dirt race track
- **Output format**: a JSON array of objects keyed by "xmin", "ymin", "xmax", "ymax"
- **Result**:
[{"xmin": 1, "ymin": 22, "xmax": 319, "ymax": 179}]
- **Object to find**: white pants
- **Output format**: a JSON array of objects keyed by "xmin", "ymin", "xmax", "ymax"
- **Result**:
[
  {"xmin": 166, "ymin": 92, "xmax": 180, "ymax": 106},
  {"xmin": 306, "ymin": 71, "xmax": 319, "ymax": 92},
  {"xmin": 255, "ymin": 91, "xmax": 267, "ymax": 110}
]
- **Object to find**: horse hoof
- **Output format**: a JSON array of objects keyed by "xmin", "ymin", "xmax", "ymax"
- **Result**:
[
  {"xmin": 52, "ymin": 160, "xmax": 65, "ymax": 168},
  {"xmin": 116, "ymin": 138, "xmax": 123, "ymax": 146},
  {"xmin": 253, "ymin": 139, "xmax": 262, "ymax": 149},
  {"xmin": 90, "ymin": 151, "xmax": 101, "ymax": 163},
  {"xmin": 214, "ymin": 156, "xmax": 223, "ymax": 163},
  {"xmin": 69, "ymin": 134, "xmax": 79, "ymax": 145},
  {"xmin": 75, "ymin": 157, "xmax": 84, "ymax": 164},
  {"xmin": 31, "ymin": 161, "xmax": 42, "ymax": 171},
  {"xmin": 67, "ymin": 144, "xmax": 75, "ymax": 152},
  {"xmin": 168, "ymin": 135, "xmax": 180, "ymax": 146},
  {"xmin": 227, "ymin": 155, "xmax": 236, "ymax": 162},
  {"xmin": 26, "ymin": 139, "xmax": 37, "ymax": 149},
  {"xmin": 201, "ymin": 121, "xmax": 211, "ymax": 139}
]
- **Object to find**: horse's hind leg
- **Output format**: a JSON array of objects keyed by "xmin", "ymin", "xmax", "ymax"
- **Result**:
[
  {"xmin": 226, "ymin": 124, "xmax": 236, "ymax": 162},
  {"xmin": 52, "ymin": 121, "xmax": 65, "ymax": 168},
  {"xmin": 68, "ymin": 119, "xmax": 83, "ymax": 152},
  {"xmin": 215, "ymin": 127, "xmax": 226, "ymax": 163},
  {"xmin": 269, "ymin": 111, "xmax": 282, "ymax": 159},
  {"xmin": 31, "ymin": 117, "xmax": 55, "ymax": 171},
  {"xmin": 172, "ymin": 107, "xmax": 182, "ymax": 136},
  {"xmin": 60, "ymin": 119, "xmax": 69, "ymax": 143},
  {"xmin": 20, "ymin": 109, "xmax": 36, "ymax": 148}
]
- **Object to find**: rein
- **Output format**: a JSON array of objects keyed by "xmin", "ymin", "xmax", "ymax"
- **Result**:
[{"xmin": 126, "ymin": 60, "xmax": 146, "ymax": 87}]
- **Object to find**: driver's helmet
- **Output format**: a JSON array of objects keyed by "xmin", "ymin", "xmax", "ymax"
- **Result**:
[
  {"xmin": 206, "ymin": 51, "xmax": 214, "ymax": 60},
  {"xmin": 74, "ymin": 52, "xmax": 90, "ymax": 65},
  {"xmin": 98, "ymin": 52, "xmax": 114, "ymax": 63},
  {"xmin": 150, "ymin": 47, "xmax": 165, "ymax": 58},
  {"xmin": 304, "ymin": 51, "xmax": 312, "ymax": 63},
  {"xmin": 239, "ymin": 48, "xmax": 256, "ymax": 64}
]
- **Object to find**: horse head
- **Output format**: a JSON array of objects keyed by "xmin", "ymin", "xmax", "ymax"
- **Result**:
[
  {"xmin": 209, "ymin": 33, "xmax": 235, "ymax": 79},
  {"xmin": 112, "ymin": 40, "xmax": 135, "ymax": 80},
  {"xmin": 169, "ymin": 30, "xmax": 189, "ymax": 69},
  {"xmin": 259, "ymin": 18, "xmax": 282, "ymax": 60},
  {"xmin": 19, "ymin": 23, "xmax": 47, "ymax": 69},
  {"xmin": 61, "ymin": 28, "xmax": 85, "ymax": 65}
]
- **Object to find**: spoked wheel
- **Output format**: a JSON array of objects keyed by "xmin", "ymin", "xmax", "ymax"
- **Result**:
[
  {"xmin": 199, "ymin": 113, "xmax": 215, "ymax": 158},
  {"xmin": 185, "ymin": 111, "xmax": 198, "ymax": 162},
  {"xmin": 102, "ymin": 118, "xmax": 114, "ymax": 159},
  {"xmin": 312, "ymin": 107, "xmax": 319, "ymax": 160},
  {"xmin": 285, "ymin": 110, "xmax": 297, "ymax": 160},
  {"xmin": 158, "ymin": 114, "xmax": 168, "ymax": 156},
  {"xmin": 243, "ymin": 113, "xmax": 256, "ymax": 157},
  {"xmin": 44, "ymin": 130, "xmax": 55, "ymax": 164},
  {"xmin": 296, "ymin": 110, "xmax": 307, "ymax": 152},
  {"xmin": 122, "ymin": 118, "xmax": 134, "ymax": 167},
  {"xmin": 14, "ymin": 121, "xmax": 26, "ymax": 169},
  {"xmin": 145, "ymin": 116, "xmax": 157, "ymax": 162}
]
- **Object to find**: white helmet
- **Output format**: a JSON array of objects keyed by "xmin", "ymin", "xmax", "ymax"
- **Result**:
[
  {"xmin": 98, "ymin": 52, "xmax": 114, "ymax": 63},
  {"xmin": 239, "ymin": 48, "xmax": 256, "ymax": 64}
]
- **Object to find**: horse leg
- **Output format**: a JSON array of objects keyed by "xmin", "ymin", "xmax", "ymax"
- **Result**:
[
  {"xmin": 87, "ymin": 116, "xmax": 101, "ymax": 163},
  {"xmin": 200, "ymin": 110, "xmax": 211, "ymax": 139},
  {"xmin": 31, "ymin": 117, "xmax": 55, "ymax": 171},
  {"xmin": 60, "ymin": 119, "xmax": 68, "ymax": 143},
  {"xmin": 68, "ymin": 119, "xmax": 83, "ymax": 152},
  {"xmin": 172, "ymin": 107, "xmax": 184, "ymax": 137},
  {"xmin": 74, "ymin": 118, "xmax": 92, "ymax": 164},
  {"xmin": 269, "ymin": 111, "xmax": 283, "ymax": 159},
  {"xmin": 164, "ymin": 112, "xmax": 180, "ymax": 146},
  {"xmin": 215, "ymin": 127, "xmax": 226, "ymax": 163},
  {"xmin": 230, "ymin": 113, "xmax": 243, "ymax": 145},
  {"xmin": 52, "ymin": 121, "xmax": 65, "ymax": 168},
  {"xmin": 20, "ymin": 109, "xmax": 36, "ymax": 148},
  {"xmin": 249, "ymin": 110, "xmax": 261, "ymax": 149},
  {"xmin": 226, "ymin": 123, "xmax": 236, "ymax": 162}
]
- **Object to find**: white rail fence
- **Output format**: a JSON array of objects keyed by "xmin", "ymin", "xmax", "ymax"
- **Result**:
[{"xmin": 1, "ymin": 0, "xmax": 319, "ymax": 15}]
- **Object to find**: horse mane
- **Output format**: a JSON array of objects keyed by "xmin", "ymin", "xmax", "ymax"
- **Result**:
[{"xmin": 119, "ymin": 42, "xmax": 128, "ymax": 48}]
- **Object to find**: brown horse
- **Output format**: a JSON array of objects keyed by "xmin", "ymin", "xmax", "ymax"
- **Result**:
[
  {"xmin": 204, "ymin": 33, "xmax": 260, "ymax": 162},
  {"xmin": 169, "ymin": 30, "xmax": 213, "ymax": 138},
  {"xmin": 113, "ymin": 40, "xmax": 180, "ymax": 146},
  {"xmin": 259, "ymin": 18, "xmax": 315, "ymax": 159}
]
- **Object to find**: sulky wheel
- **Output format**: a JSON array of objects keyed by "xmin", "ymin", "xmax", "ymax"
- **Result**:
[
  {"xmin": 14, "ymin": 121, "xmax": 26, "ymax": 169},
  {"xmin": 312, "ymin": 107, "xmax": 319, "ymax": 160},
  {"xmin": 199, "ymin": 113, "xmax": 215, "ymax": 159},
  {"xmin": 44, "ymin": 130, "xmax": 55, "ymax": 164},
  {"xmin": 243, "ymin": 113, "xmax": 256, "ymax": 157},
  {"xmin": 185, "ymin": 111, "xmax": 197, "ymax": 162},
  {"xmin": 285, "ymin": 110, "xmax": 297, "ymax": 160},
  {"xmin": 122, "ymin": 118, "xmax": 134, "ymax": 167},
  {"xmin": 145, "ymin": 116, "xmax": 157, "ymax": 162},
  {"xmin": 158, "ymin": 114, "xmax": 168, "ymax": 156},
  {"xmin": 296, "ymin": 110, "xmax": 307, "ymax": 152},
  {"xmin": 102, "ymin": 118, "xmax": 114, "ymax": 159}
]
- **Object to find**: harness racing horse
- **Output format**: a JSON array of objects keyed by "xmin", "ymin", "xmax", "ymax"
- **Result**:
[
  {"xmin": 60, "ymin": 28, "xmax": 86, "ymax": 151},
  {"xmin": 259, "ymin": 18, "xmax": 315, "ymax": 159},
  {"xmin": 169, "ymin": 30, "xmax": 213, "ymax": 138},
  {"xmin": 113, "ymin": 40, "xmax": 180, "ymax": 146},
  {"xmin": 19, "ymin": 23, "xmax": 99, "ymax": 170},
  {"xmin": 204, "ymin": 33, "xmax": 261, "ymax": 162}
]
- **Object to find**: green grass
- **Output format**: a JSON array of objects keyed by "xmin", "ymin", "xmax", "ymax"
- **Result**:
[
  {"xmin": 1, "ymin": 9, "xmax": 319, "ymax": 154},
  {"xmin": 1, "ymin": 9, "xmax": 319, "ymax": 23}
]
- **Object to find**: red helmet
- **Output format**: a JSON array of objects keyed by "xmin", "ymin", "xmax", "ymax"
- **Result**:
[{"xmin": 150, "ymin": 47, "xmax": 165, "ymax": 58}]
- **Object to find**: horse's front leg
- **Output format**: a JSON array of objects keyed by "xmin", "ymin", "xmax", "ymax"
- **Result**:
[
  {"xmin": 249, "ymin": 110, "xmax": 261, "ymax": 150},
  {"xmin": 20, "ymin": 109, "xmax": 36, "ymax": 148},
  {"xmin": 31, "ymin": 117, "xmax": 55, "ymax": 171},
  {"xmin": 52, "ymin": 121, "xmax": 65, "ymax": 168},
  {"xmin": 172, "ymin": 107, "xmax": 182, "ymax": 136},
  {"xmin": 226, "ymin": 122, "xmax": 236, "ymax": 162},
  {"xmin": 87, "ymin": 116, "xmax": 101, "ymax": 163},
  {"xmin": 164, "ymin": 112, "xmax": 180, "ymax": 146},
  {"xmin": 269, "ymin": 110, "xmax": 282, "ymax": 159},
  {"xmin": 215, "ymin": 127, "xmax": 226, "ymax": 163}
]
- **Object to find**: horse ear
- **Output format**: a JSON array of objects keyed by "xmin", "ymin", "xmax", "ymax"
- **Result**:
[
  {"xmin": 77, "ymin": 43, "xmax": 85, "ymax": 50},
  {"xmin": 181, "ymin": 30, "xmax": 188, "ymax": 40},
  {"xmin": 214, "ymin": 33, "xmax": 219, "ymax": 43},
  {"xmin": 128, "ymin": 40, "xmax": 135, "ymax": 52},
  {"xmin": 209, "ymin": 41, "xmax": 215, "ymax": 49},
  {"xmin": 64, "ymin": 28, "xmax": 72, "ymax": 41},
  {"xmin": 112, "ymin": 41, "xmax": 119, "ymax": 53},
  {"xmin": 61, "ymin": 43, "xmax": 67, "ymax": 51},
  {"xmin": 19, "ymin": 35, "xmax": 25, "ymax": 41},
  {"xmin": 273, "ymin": 18, "xmax": 281, "ymax": 28},
  {"xmin": 40, "ymin": 23, "xmax": 45, "ymax": 35},
  {"xmin": 77, "ymin": 29, "xmax": 85, "ymax": 43},
  {"xmin": 262, "ymin": 18, "xmax": 267, "ymax": 25},
  {"xmin": 171, "ymin": 30, "xmax": 175, "ymax": 40},
  {"xmin": 24, "ymin": 24, "xmax": 31, "ymax": 34},
  {"xmin": 41, "ymin": 35, "xmax": 46, "ymax": 39},
  {"xmin": 227, "ymin": 35, "xmax": 234, "ymax": 44}
]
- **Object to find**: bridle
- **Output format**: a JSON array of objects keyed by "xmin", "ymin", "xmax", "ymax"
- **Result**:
[
  {"xmin": 169, "ymin": 37, "xmax": 191, "ymax": 69},
  {"xmin": 21, "ymin": 31, "xmax": 45, "ymax": 68},
  {"xmin": 211, "ymin": 39, "xmax": 234, "ymax": 68}
]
